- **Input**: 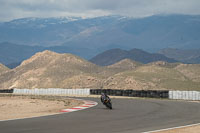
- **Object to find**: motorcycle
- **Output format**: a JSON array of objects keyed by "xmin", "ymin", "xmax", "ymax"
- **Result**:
[{"xmin": 102, "ymin": 97, "xmax": 112, "ymax": 109}]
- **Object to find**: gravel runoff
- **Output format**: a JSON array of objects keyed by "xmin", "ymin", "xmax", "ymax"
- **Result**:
[{"xmin": 0, "ymin": 94, "xmax": 83, "ymax": 121}]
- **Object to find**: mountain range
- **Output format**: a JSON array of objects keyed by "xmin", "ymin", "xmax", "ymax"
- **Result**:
[
  {"xmin": 0, "ymin": 42, "xmax": 179, "ymax": 68},
  {"xmin": 1, "ymin": 14, "xmax": 200, "ymax": 53},
  {"xmin": 0, "ymin": 50, "xmax": 199, "ymax": 90},
  {"xmin": 1, "ymin": 14, "xmax": 200, "ymax": 67},
  {"xmin": 2, "ymin": 42, "xmax": 200, "ymax": 69},
  {"xmin": 159, "ymin": 48, "xmax": 200, "ymax": 64}
]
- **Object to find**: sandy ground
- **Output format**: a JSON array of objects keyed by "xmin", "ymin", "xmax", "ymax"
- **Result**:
[
  {"xmin": 0, "ymin": 95, "xmax": 83, "ymax": 121},
  {"xmin": 155, "ymin": 125, "xmax": 200, "ymax": 133}
]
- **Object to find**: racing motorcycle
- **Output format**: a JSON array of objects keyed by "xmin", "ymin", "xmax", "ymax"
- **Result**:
[
  {"xmin": 101, "ymin": 94, "xmax": 112, "ymax": 109},
  {"xmin": 104, "ymin": 98, "xmax": 112, "ymax": 109}
]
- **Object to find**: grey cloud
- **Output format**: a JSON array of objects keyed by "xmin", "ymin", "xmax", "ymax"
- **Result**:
[{"xmin": 0, "ymin": 0, "xmax": 200, "ymax": 21}]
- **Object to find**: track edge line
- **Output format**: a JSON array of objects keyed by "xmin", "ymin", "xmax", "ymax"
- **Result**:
[{"xmin": 143, "ymin": 123, "xmax": 200, "ymax": 133}]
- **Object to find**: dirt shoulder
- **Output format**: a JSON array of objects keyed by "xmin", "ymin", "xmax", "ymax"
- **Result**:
[{"xmin": 0, "ymin": 94, "xmax": 83, "ymax": 121}]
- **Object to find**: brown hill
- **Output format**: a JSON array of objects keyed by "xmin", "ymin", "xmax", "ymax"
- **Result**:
[
  {"xmin": 0, "ymin": 64, "xmax": 9, "ymax": 74},
  {"xmin": 175, "ymin": 64, "xmax": 200, "ymax": 82},
  {"xmin": 103, "ymin": 64, "xmax": 200, "ymax": 90},
  {"xmin": 147, "ymin": 61, "xmax": 180, "ymax": 68},
  {"xmin": 0, "ymin": 50, "xmax": 114, "ymax": 89},
  {"xmin": 107, "ymin": 59, "xmax": 142, "ymax": 71},
  {"xmin": 0, "ymin": 51, "xmax": 200, "ymax": 91}
]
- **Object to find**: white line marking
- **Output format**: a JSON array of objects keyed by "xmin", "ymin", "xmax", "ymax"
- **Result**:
[{"xmin": 143, "ymin": 123, "xmax": 200, "ymax": 133}]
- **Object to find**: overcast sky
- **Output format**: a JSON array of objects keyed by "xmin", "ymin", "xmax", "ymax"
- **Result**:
[{"xmin": 0, "ymin": 0, "xmax": 200, "ymax": 21}]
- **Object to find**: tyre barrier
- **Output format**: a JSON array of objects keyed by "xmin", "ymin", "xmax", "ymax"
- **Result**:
[
  {"xmin": 90, "ymin": 89, "xmax": 169, "ymax": 99},
  {"xmin": 0, "ymin": 89, "xmax": 13, "ymax": 93}
]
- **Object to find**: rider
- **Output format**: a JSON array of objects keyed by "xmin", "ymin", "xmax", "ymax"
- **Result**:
[{"xmin": 101, "ymin": 92, "xmax": 110, "ymax": 104}]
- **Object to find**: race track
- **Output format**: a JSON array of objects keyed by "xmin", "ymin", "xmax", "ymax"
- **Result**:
[{"xmin": 0, "ymin": 98, "xmax": 200, "ymax": 133}]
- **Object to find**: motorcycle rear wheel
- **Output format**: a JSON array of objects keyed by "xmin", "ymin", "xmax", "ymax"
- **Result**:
[{"xmin": 106, "ymin": 102, "xmax": 112, "ymax": 109}]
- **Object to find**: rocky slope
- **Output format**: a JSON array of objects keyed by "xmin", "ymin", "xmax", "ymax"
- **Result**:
[
  {"xmin": 0, "ymin": 64, "xmax": 9, "ymax": 74},
  {"xmin": 107, "ymin": 59, "xmax": 142, "ymax": 71},
  {"xmin": 103, "ymin": 64, "xmax": 200, "ymax": 90}
]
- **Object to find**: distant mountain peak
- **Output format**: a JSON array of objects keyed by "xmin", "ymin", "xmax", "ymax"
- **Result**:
[{"xmin": 129, "ymin": 48, "xmax": 148, "ymax": 54}]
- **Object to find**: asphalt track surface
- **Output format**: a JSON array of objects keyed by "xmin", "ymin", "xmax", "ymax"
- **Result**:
[{"xmin": 0, "ymin": 98, "xmax": 200, "ymax": 133}]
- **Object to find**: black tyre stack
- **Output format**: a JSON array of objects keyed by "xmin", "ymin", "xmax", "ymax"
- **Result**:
[
  {"xmin": 0, "ymin": 89, "xmax": 14, "ymax": 93},
  {"xmin": 90, "ymin": 89, "xmax": 169, "ymax": 99}
]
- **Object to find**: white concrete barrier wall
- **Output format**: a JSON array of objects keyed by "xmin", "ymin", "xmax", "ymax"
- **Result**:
[
  {"xmin": 169, "ymin": 91, "xmax": 200, "ymax": 101},
  {"xmin": 13, "ymin": 88, "xmax": 90, "ymax": 95}
]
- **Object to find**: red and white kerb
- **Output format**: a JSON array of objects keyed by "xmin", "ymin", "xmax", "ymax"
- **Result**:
[{"xmin": 60, "ymin": 100, "xmax": 98, "ymax": 113}]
